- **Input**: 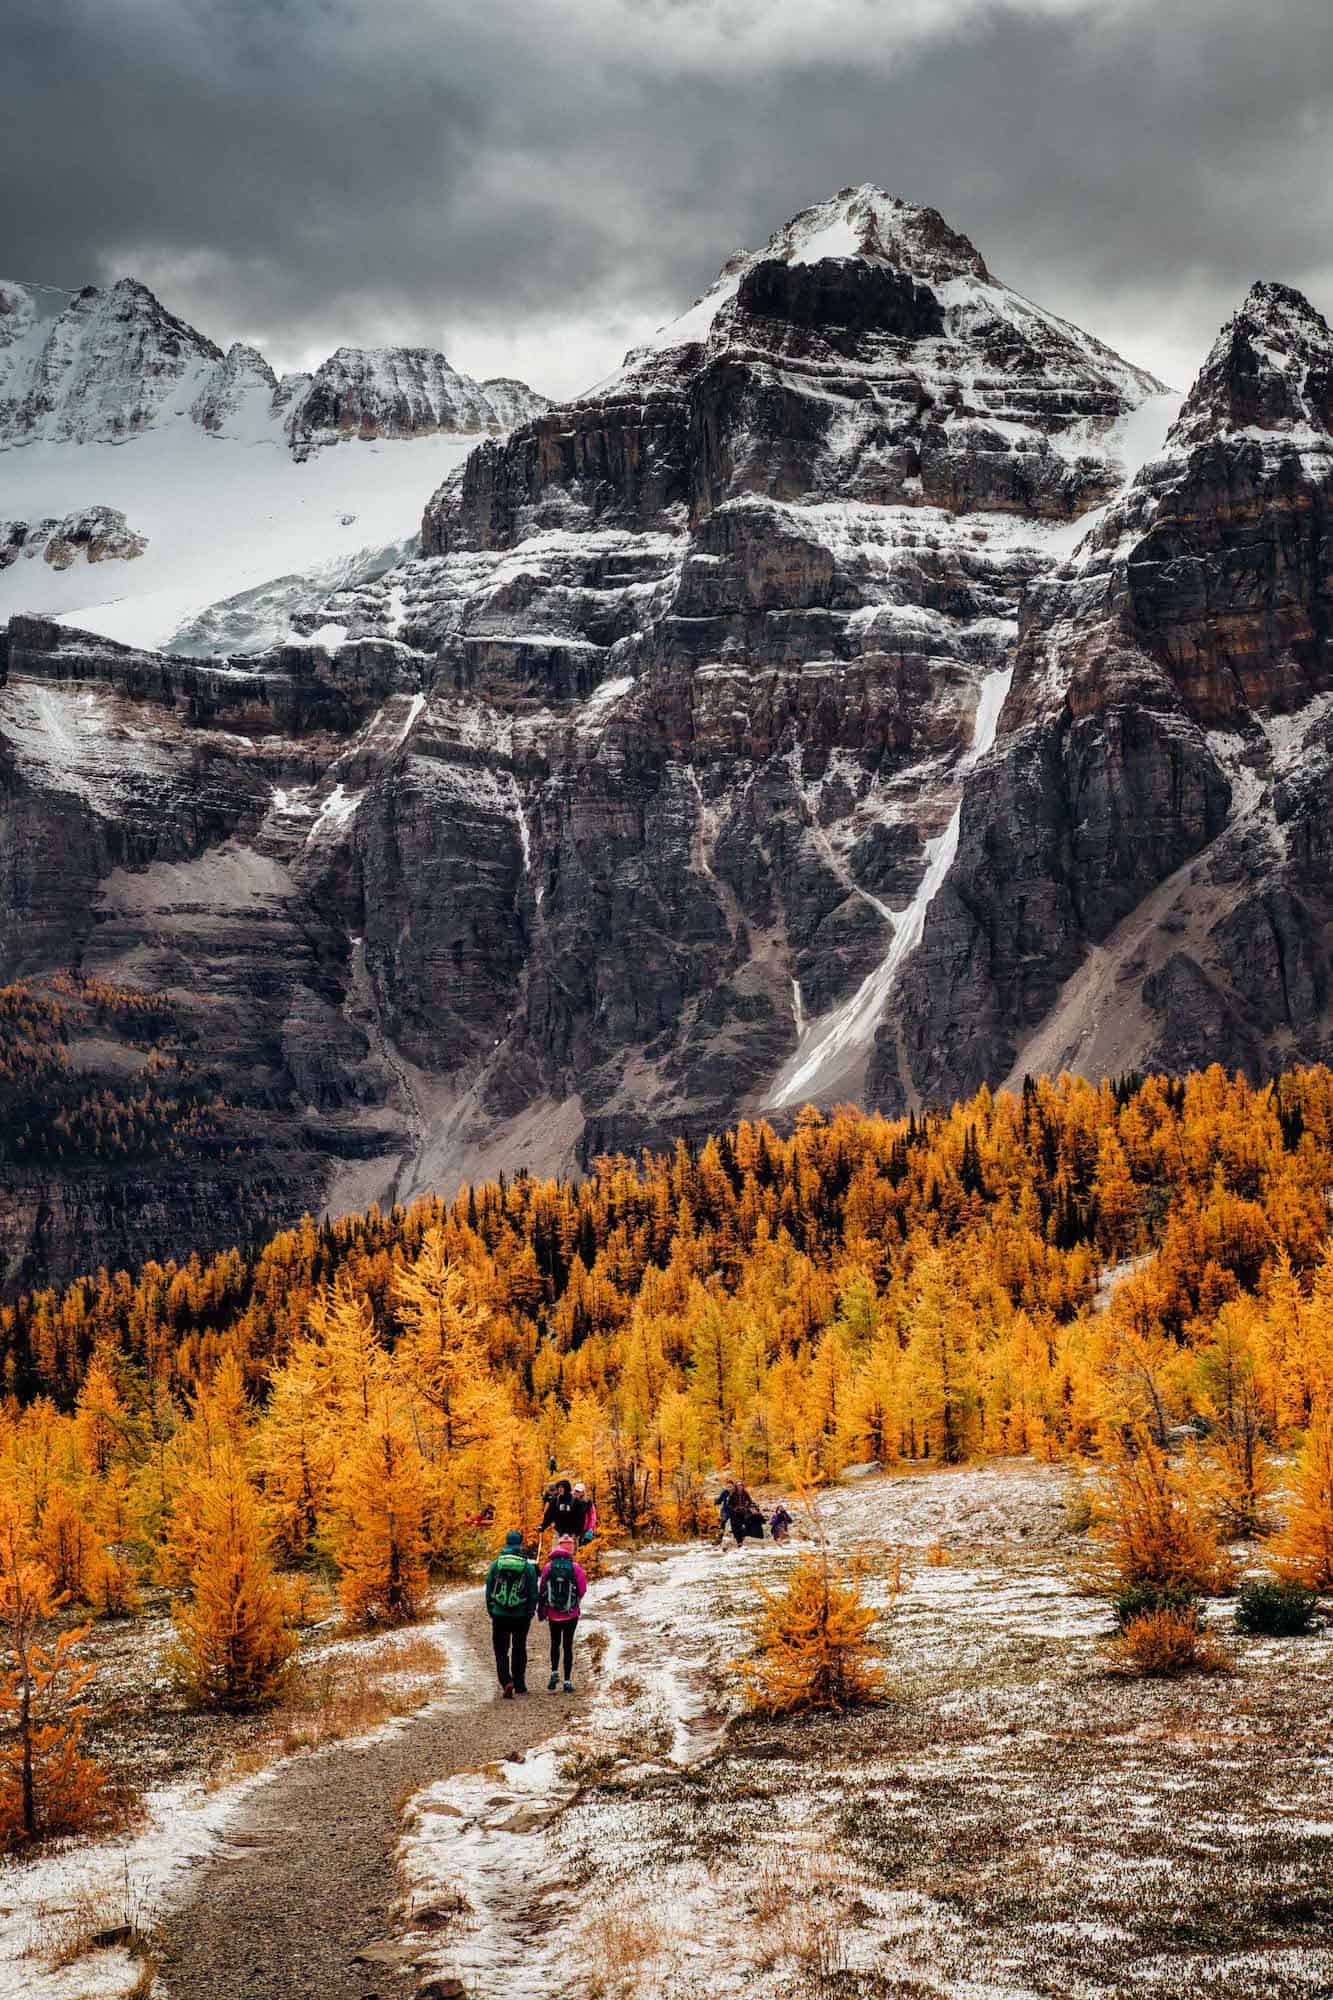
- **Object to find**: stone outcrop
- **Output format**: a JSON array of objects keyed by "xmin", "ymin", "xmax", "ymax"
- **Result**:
[
  {"xmin": 877, "ymin": 279, "xmax": 1333, "ymax": 1106},
  {"xmin": 0, "ymin": 507, "xmax": 147, "ymax": 570}
]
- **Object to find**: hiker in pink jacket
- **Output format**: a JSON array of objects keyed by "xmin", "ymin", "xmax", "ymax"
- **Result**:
[{"xmin": 537, "ymin": 1533, "xmax": 588, "ymax": 1691}]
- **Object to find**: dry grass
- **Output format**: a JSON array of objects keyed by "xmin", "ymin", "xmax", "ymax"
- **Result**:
[
  {"xmin": 24, "ymin": 1873, "xmax": 158, "ymax": 1983},
  {"xmin": 581, "ymin": 1895, "xmax": 673, "ymax": 1999},
  {"xmin": 744, "ymin": 1847, "xmax": 866, "ymax": 1982},
  {"xmin": 209, "ymin": 1636, "xmax": 448, "ymax": 1784}
]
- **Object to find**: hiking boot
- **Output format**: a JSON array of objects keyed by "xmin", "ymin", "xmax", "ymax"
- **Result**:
[
  {"xmin": 514, "ymin": 1685, "xmax": 528, "ymax": 1696},
  {"xmin": 503, "ymin": 1683, "xmax": 514, "ymax": 1700},
  {"xmin": 548, "ymin": 1671, "xmax": 559, "ymax": 1691},
  {"xmin": 563, "ymin": 1679, "xmax": 575, "ymax": 1693}
]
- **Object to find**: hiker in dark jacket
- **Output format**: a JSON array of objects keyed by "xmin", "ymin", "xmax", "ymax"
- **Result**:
[
  {"xmin": 484, "ymin": 1529, "xmax": 538, "ymax": 1697},
  {"xmin": 769, "ymin": 1501, "xmax": 792, "ymax": 1543},
  {"xmin": 540, "ymin": 1479, "xmax": 588, "ymax": 1541},
  {"xmin": 726, "ymin": 1479, "xmax": 758, "ymax": 1545},
  {"xmin": 537, "ymin": 1533, "xmax": 588, "ymax": 1691},
  {"xmin": 716, "ymin": 1475, "xmax": 736, "ymax": 1544}
]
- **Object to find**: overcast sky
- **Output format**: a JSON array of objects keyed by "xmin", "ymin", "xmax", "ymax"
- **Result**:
[{"xmin": 7, "ymin": 0, "xmax": 1333, "ymax": 399}]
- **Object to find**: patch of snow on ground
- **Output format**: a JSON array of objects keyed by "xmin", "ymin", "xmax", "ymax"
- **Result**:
[{"xmin": 401, "ymin": 1463, "xmax": 1333, "ymax": 2000}]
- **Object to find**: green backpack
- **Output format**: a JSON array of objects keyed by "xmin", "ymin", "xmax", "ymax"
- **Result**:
[
  {"xmin": 487, "ymin": 1550, "xmax": 532, "ymax": 1617},
  {"xmin": 544, "ymin": 1552, "xmax": 580, "ymax": 1616}
]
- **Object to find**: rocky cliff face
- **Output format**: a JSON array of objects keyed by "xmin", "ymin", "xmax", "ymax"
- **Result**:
[
  {"xmin": 0, "ymin": 278, "xmax": 544, "ymax": 454},
  {"xmin": 284, "ymin": 348, "xmax": 547, "ymax": 458},
  {"xmin": 0, "ymin": 186, "xmax": 1181, "ymax": 1289},
  {"xmin": 12, "ymin": 192, "xmax": 1327, "ymax": 1295},
  {"xmin": 878, "ymin": 279, "xmax": 1333, "ymax": 1105}
]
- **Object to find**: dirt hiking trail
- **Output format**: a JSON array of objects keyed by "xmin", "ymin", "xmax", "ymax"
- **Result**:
[{"xmin": 157, "ymin": 1597, "xmax": 588, "ymax": 2000}]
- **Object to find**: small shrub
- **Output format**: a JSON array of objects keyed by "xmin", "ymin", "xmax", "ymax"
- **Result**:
[
  {"xmin": 1234, "ymin": 1578, "xmax": 1318, "ymax": 1637},
  {"xmin": 1112, "ymin": 1582, "xmax": 1203, "ymax": 1632},
  {"xmin": 739, "ymin": 1555, "xmax": 886, "ymax": 1716},
  {"xmin": 924, "ymin": 1541, "xmax": 952, "ymax": 1568},
  {"xmin": 1112, "ymin": 1606, "xmax": 1227, "ymax": 1677}
]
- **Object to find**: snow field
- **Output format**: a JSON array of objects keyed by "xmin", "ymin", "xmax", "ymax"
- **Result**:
[{"xmin": 0, "ymin": 427, "xmax": 483, "ymax": 650}]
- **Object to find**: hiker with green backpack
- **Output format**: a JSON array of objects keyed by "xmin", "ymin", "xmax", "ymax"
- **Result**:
[
  {"xmin": 537, "ymin": 1533, "xmax": 588, "ymax": 1691},
  {"xmin": 485, "ymin": 1529, "xmax": 539, "ymax": 1698}
]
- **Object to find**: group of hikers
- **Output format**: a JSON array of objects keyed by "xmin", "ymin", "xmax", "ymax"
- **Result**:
[
  {"xmin": 483, "ymin": 1469, "xmax": 794, "ymax": 1696},
  {"xmin": 482, "ymin": 1477, "xmax": 596, "ymax": 1697},
  {"xmin": 716, "ymin": 1473, "xmax": 791, "ymax": 1546}
]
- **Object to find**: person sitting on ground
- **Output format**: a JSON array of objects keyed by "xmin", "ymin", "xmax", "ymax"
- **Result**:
[
  {"xmin": 537, "ymin": 1532, "xmax": 588, "ymax": 1691},
  {"xmin": 484, "ymin": 1528, "xmax": 538, "ymax": 1698},
  {"xmin": 572, "ymin": 1480, "xmax": 597, "ymax": 1541},
  {"xmin": 540, "ymin": 1478, "xmax": 586, "ymax": 1540},
  {"xmin": 769, "ymin": 1501, "xmax": 792, "ymax": 1543}
]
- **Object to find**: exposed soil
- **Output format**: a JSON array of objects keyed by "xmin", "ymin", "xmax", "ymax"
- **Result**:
[{"xmin": 157, "ymin": 1599, "xmax": 587, "ymax": 2000}]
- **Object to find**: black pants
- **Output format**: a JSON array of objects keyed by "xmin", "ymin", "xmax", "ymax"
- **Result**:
[
  {"xmin": 548, "ymin": 1618, "xmax": 576, "ymax": 1678},
  {"xmin": 491, "ymin": 1616, "xmax": 531, "ymax": 1690}
]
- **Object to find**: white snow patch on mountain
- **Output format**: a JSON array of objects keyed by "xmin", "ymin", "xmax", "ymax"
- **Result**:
[
  {"xmin": 771, "ymin": 660, "xmax": 1013, "ymax": 1109},
  {"xmin": 0, "ymin": 428, "xmax": 482, "ymax": 649}
]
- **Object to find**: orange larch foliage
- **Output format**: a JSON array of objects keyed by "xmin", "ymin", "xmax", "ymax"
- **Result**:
[{"xmin": 0, "ymin": 1502, "xmax": 106, "ymax": 1847}]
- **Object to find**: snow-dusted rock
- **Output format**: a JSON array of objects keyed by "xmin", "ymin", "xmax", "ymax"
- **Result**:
[
  {"xmin": 0, "ymin": 505, "xmax": 147, "ymax": 569},
  {"xmin": 0, "ymin": 278, "xmax": 223, "ymax": 445},
  {"xmin": 0, "ymin": 278, "xmax": 544, "ymax": 458},
  {"xmin": 190, "ymin": 342, "xmax": 279, "ymax": 435},
  {"xmin": 882, "ymin": 276, "xmax": 1333, "ymax": 1105},
  {"xmin": 285, "ymin": 347, "xmax": 547, "ymax": 458}
]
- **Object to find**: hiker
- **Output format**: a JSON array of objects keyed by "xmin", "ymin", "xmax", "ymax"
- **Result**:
[
  {"xmin": 484, "ymin": 1528, "xmax": 538, "ymax": 1698},
  {"xmin": 769, "ymin": 1501, "xmax": 792, "ymax": 1543},
  {"xmin": 715, "ymin": 1474, "xmax": 736, "ymax": 1544},
  {"xmin": 573, "ymin": 1480, "xmax": 597, "ymax": 1542},
  {"xmin": 537, "ymin": 1532, "xmax": 587, "ymax": 1691},
  {"xmin": 727, "ymin": 1478, "xmax": 758, "ymax": 1546},
  {"xmin": 540, "ymin": 1477, "xmax": 586, "ymax": 1541}
]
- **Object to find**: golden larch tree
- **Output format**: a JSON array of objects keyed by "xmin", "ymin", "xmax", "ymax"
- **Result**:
[
  {"xmin": 0, "ymin": 1500, "xmax": 106, "ymax": 1848},
  {"xmin": 740, "ymin": 1553, "xmax": 886, "ymax": 1715},
  {"xmin": 1275, "ymin": 1402, "xmax": 1333, "ymax": 1589},
  {"xmin": 171, "ymin": 1457, "xmax": 295, "ymax": 1709}
]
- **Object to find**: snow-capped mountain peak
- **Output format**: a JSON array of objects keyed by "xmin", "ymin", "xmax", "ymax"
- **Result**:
[
  {"xmin": 0, "ymin": 275, "xmax": 546, "ymax": 457},
  {"xmin": 0, "ymin": 277, "xmax": 223, "ymax": 446},
  {"xmin": 776, "ymin": 183, "xmax": 992, "ymax": 281},
  {"xmin": 0, "ymin": 276, "xmax": 548, "ymax": 647},
  {"xmin": 1169, "ymin": 278, "xmax": 1333, "ymax": 446},
  {"xmin": 608, "ymin": 183, "xmax": 1161, "ymax": 409}
]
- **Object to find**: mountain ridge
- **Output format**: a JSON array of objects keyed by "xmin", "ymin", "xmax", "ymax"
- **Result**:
[
  {"xmin": 0, "ymin": 274, "xmax": 547, "ymax": 455},
  {"xmin": 2, "ymin": 185, "xmax": 1329, "ymax": 1293}
]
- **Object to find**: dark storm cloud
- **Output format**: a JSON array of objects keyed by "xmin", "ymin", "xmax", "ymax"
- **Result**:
[{"xmin": 5, "ymin": 0, "xmax": 1333, "ymax": 395}]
